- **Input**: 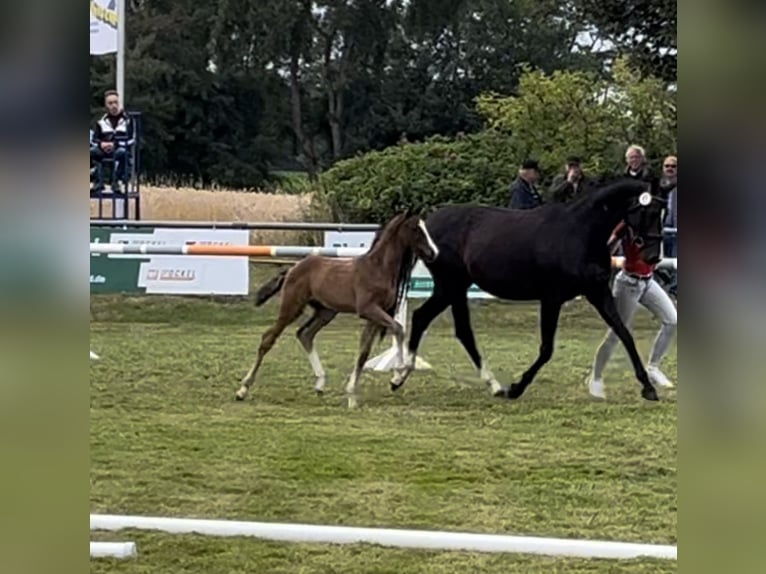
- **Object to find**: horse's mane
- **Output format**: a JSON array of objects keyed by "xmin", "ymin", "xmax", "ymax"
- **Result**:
[{"xmin": 567, "ymin": 176, "xmax": 647, "ymax": 211}]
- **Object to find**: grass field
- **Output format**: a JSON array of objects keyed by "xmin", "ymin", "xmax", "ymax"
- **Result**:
[{"xmin": 90, "ymin": 268, "xmax": 677, "ymax": 573}]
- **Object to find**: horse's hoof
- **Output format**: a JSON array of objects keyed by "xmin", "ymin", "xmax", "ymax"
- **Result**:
[
  {"xmin": 235, "ymin": 394, "xmax": 245, "ymax": 402},
  {"xmin": 493, "ymin": 386, "xmax": 508, "ymax": 398},
  {"xmin": 642, "ymin": 386, "xmax": 659, "ymax": 401},
  {"xmin": 390, "ymin": 381, "xmax": 403, "ymax": 392},
  {"xmin": 506, "ymin": 383, "xmax": 524, "ymax": 400},
  {"xmin": 315, "ymin": 389, "xmax": 324, "ymax": 396}
]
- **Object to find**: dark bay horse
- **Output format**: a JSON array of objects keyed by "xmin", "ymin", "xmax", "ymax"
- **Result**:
[
  {"xmin": 235, "ymin": 211, "xmax": 439, "ymax": 408},
  {"xmin": 391, "ymin": 178, "xmax": 668, "ymax": 402}
]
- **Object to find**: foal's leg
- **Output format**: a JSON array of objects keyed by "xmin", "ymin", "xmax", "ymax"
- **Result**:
[
  {"xmin": 504, "ymin": 299, "xmax": 562, "ymax": 400},
  {"xmin": 586, "ymin": 284, "xmax": 658, "ymax": 401},
  {"xmin": 236, "ymin": 292, "xmax": 305, "ymax": 401},
  {"xmin": 451, "ymin": 293, "xmax": 503, "ymax": 395},
  {"xmin": 345, "ymin": 321, "xmax": 381, "ymax": 408},
  {"xmin": 391, "ymin": 288, "xmax": 451, "ymax": 391},
  {"xmin": 296, "ymin": 306, "xmax": 337, "ymax": 394},
  {"xmin": 358, "ymin": 303, "xmax": 406, "ymax": 365}
]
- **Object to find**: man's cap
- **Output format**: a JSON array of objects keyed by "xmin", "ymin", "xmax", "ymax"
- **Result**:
[{"xmin": 521, "ymin": 159, "xmax": 540, "ymax": 170}]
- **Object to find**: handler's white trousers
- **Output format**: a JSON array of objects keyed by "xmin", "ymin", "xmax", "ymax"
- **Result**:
[{"xmin": 592, "ymin": 270, "xmax": 677, "ymax": 379}]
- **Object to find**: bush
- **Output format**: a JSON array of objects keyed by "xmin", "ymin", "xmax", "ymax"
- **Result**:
[{"xmin": 317, "ymin": 130, "xmax": 519, "ymax": 223}]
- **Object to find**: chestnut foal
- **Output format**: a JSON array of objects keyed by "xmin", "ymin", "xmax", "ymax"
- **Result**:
[{"xmin": 235, "ymin": 211, "xmax": 439, "ymax": 408}]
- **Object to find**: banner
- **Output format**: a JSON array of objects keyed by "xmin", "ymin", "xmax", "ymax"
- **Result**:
[
  {"xmin": 90, "ymin": 228, "xmax": 250, "ymax": 295},
  {"xmin": 90, "ymin": 0, "xmax": 118, "ymax": 55}
]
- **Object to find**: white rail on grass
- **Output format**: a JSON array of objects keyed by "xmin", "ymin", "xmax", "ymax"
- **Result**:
[
  {"xmin": 90, "ymin": 541, "xmax": 137, "ymax": 559},
  {"xmin": 90, "ymin": 514, "xmax": 676, "ymax": 560}
]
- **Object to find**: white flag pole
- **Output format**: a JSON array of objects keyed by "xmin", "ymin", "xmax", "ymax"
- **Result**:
[{"xmin": 116, "ymin": 0, "xmax": 126, "ymax": 101}]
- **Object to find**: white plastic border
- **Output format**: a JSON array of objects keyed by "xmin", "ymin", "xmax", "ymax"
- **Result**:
[
  {"xmin": 91, "ymin": 514, "xmax": 676, "ymax": 560},
  {"xmin": 90, "ymin": 541, "xmax": 137, "ymax": 559}
]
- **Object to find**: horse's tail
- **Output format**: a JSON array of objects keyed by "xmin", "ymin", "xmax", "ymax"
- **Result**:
[{"xmin": 254, "ymin": 268, "xmax": 289, "ymax": 307}]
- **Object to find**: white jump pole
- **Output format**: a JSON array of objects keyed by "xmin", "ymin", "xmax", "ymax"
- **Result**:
[
  {"xmin": 364, "ymin": 294, "xmax": 432, "ymax": 372},
  {"xmin": 90, "ymin": 514, "xmax": 676, "ymax": 560},
  {"xmin": 90, "ymin": 541, "xmax": 137, "ymax": 559}
]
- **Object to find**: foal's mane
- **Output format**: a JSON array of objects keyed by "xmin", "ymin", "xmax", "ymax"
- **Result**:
[{"xmin": 366, "ymin": 212, "xmax": 417, "ymax": 326}]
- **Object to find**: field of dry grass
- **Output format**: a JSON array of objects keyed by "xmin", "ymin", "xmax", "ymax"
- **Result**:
[{"xmin": 90, "ymin": 186, "xmax": 317, "ymax": 244}]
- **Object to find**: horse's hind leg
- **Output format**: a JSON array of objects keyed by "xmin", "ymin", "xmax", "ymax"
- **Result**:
[
  {"xmin": 504, "ymin": 299, "xmax": 562, "ymax": 400},
  {"xmin": 586, "ymin": 284, "xmax": 658, "ymax": 401},
  {"xmin": 345, "ymin": 321, "xmax": 381, "ymax": 408},
  {"xmin": 450, "ymin": 294, "xmax": 503, "ymax": 396},
  {"xmin": 391, "ymin": 287, "xmax": 450, "ymax": 391},
  {"xmin": 296, "ymin": 305, "xmax": 337, "ymax": 394},
  {"xmin": 236, "ymin": 293, "xmax": 306, "ymax": 401}
]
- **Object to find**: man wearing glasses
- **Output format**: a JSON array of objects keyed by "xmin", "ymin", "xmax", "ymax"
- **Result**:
[{"xmin": 660, "ymin": 156, "xmax": 678, "ymax": 297}]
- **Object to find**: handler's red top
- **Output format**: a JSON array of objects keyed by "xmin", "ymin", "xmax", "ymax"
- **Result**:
[{"xmin": 612, "ymin": 222, "xmax": 655, "ymax": 277}]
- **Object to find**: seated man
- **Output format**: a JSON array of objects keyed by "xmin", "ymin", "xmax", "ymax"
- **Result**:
[{"xmin": 91, "ymin": 90, "xmax": 134, "ymax": 193}]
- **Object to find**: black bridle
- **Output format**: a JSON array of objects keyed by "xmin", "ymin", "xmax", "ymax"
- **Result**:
[{"xmin": 624, "ymin": 191, "xmax": 668, "ymax": 261}]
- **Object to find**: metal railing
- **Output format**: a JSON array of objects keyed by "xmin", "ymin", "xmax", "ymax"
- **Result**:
[{"xmin": 90, "ymin": 219, "xmax": 677, "ymax": 234}]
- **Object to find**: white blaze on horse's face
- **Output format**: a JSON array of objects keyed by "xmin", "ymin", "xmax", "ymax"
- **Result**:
[{"xmin": 418, "ymin": 219, "xmax": 439, "ymax": 259}]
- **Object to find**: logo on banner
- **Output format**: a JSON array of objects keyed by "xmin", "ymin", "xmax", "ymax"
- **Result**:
[
  {"xmin": 146, "ymin": 268, "xmax": 197, "ymax": 282},
  {"xmin": 90, "ymin": 0, "xmax": 118, "ymax": 55},
  {"xmin": 90, "ymin": 0, "xmax": 118, "ymax": 28}
]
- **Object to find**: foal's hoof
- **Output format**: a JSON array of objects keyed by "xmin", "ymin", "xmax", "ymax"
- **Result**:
[
  {"xmin": 390, "ymin": 381, "xmax": 404, "ymax": 392},
  {"xmin": 235, "ymin": 393, "xmax": 245, "ymax": 402},
  {"xmin": 642, "ymin": 386, "xmax": 660, "ymax": 401},
  {"xmin": 506, "ymin": 383, "xmax": 524, "ymax": 400},
  {"xmin": 492, "ymin": 386, "xmax": 508, "ymax": 398},
  {"xmin": 315, "ymin": 389, "xmax": 324, "ymax": 397}
]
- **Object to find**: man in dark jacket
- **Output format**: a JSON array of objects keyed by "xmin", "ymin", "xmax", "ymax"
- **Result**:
[
  {"xmin": 624, "ymin": 144, "xmax": 659, "ymax": 187},
  {"xmin": 508, "ymin": 159, "xmax": 543, "ymax": 209},
  {"xmin": 91, "ymin": 89, "xmax": 135, "ymax": 192},
  {"xmin": 549, "ymin": 155, "xmax": 593, "ymax": 203},
  {"xmin": 660, "ymin": 155, "xmax": 677, "ymax": 296}
]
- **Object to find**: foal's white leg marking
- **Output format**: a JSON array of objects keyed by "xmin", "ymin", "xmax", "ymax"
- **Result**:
[
  {"xmin": 391, "ymin": 348, "xmax": 415, "ymax": 387},
  {"xmin": 307, "ymin": 348, "xmax": 326, "ymax": 391},
  {"xmin": 480, "ymin": 362, "xmax": 503, "ymax": 395},
  {"xmin": 236, "ymin": 365, "xmax": 257, "ymax": 399},
  {"xmin": 394, "ymin": 321, "xmax": 405, "ymax": 368},
  {"xmin": 345, "ymin": 369, "xmax": 360, "ymax": 408},
  {"xmin": 418, "ymin": 219, "xmax": 439, "ymax": 258}
]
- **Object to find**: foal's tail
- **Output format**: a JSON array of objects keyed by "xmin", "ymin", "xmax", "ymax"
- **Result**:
[{"xmin": 254, "ymin": 268, "xmax": 289, "ymax": 307}]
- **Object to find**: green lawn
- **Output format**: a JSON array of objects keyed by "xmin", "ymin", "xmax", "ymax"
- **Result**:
[{"xmin": 90, "ymin": 273, "xmax": 677, "ymax": 573}]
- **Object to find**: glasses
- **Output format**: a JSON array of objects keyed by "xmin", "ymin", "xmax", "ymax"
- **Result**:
[{"xmin": 663, "ymin": 164, "xmax": 677, "ymax": 168}]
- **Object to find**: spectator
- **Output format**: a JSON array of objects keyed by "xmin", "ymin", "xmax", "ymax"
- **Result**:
[
  {"xmin": 549, "ymin": 155, "xmax": 593, "ymax": 203},
  {"xmin": 91, "ymin": 89, "xmax": 134, "ymax": 192},
  {"xmin": 508, "ymin": 159, "xmax": 543, "ymax": 209},
  {"xmin": 660, "ymin": 155, "xmax": 677, "ymax": 297},
  {"xmin": 623, "ymin": 144, "xmax": 658, "ymax": 187}
]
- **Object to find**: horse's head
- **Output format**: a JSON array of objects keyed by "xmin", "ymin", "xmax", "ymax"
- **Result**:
[
  {"xmin": 396, "ymin": 210, "xmax": 439, "ymax": 263},
  {"xmin": 587, "ymin": 177, "xmax": 669, "ymax": 263}
]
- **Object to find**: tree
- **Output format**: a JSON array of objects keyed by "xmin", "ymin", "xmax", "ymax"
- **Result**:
[
  {"xmin": 475, "ymin": 57, "xmax": 676, "ymax": 184},
  {"xmin": 574, "ymin": 0, "xmax": 677, "ymax": 83}
]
